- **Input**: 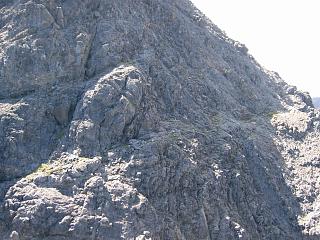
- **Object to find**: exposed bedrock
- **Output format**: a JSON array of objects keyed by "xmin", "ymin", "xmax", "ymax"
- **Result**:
[{"xmin": 0, "ymin": 0, "xmax": 319, "ymax": 239}]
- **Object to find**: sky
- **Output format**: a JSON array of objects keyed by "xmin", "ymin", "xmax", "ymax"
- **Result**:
[{"xmin": 191, "ymin": 0, "xmax": 320, "ymax": 97}]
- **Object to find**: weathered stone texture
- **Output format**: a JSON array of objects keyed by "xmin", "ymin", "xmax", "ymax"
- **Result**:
[{"xmin": 0, "ymin": 0, "xmax": 319, "ymax": 239}]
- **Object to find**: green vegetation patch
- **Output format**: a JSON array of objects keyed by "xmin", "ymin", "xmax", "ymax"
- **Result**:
[
  {"xmin": 266, "ymin": 111, "xmax": 279, "ymax": 118},
  {"xmin": 27, "ymin": 163, "xmax": 64, "ymax": 180}
]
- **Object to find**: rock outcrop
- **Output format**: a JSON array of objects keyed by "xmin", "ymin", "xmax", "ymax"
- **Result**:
[{"xmin": 0, "ymin": 0, "xmax": 319, "ymax": 239}]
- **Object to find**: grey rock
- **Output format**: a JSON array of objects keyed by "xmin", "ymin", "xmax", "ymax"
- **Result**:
[
  {"xmin": 0, "ymin": 0, "xmax": 319, "ymax": 240},
  {"xmin": 68, "ymin": 66, "xmax": 149, "ymax": 157},
  {"xmin": 9, "ymin": 231, "xmax": 19, "ymax": 240}
]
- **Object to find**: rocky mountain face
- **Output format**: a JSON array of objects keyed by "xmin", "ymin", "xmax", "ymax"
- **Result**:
[{"xmin": 0, "ymin": 0, "xmax": 320, "ymax": 239}]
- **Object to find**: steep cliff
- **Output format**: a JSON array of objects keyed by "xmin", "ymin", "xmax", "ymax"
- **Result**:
[{"xmin": 0, "ymin": 0, "xmax": 319, "ymax": 239}]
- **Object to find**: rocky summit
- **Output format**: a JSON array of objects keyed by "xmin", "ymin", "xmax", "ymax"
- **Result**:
[{"xmin": 0, "ymin": 0, "xmax": 320, "ymax": 239}]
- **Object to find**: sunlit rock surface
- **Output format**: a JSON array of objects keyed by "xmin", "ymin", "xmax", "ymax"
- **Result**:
[{"xmin": 0, "ymin": 0, "xmax": 319, "ymax": 239}]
